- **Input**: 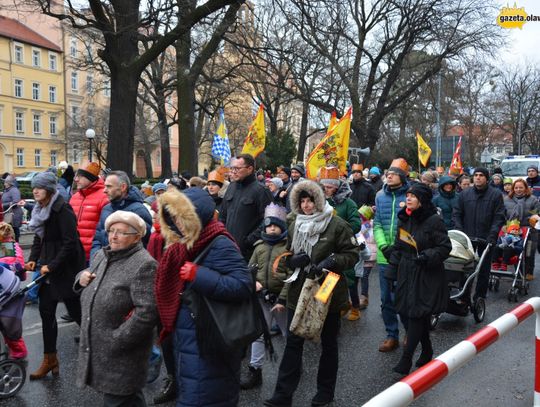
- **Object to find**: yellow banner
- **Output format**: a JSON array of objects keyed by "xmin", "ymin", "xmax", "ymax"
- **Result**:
[
  {"xmin": 416, "ymin": 131, "xmax": 432, "ymax": 167},
  {"xmin": 315, "ymin": 272, "xmax": 340, "ymax": 304},
  {"xmin": 399, "ymin": 227, "xmax": 417, "ymax": 250},
  {"xmin": 306, "ymin": 108, "xmax": 352, "ymax": 179},
  {"xmin": 241, "ymin": 104, "xmax": 266, "ymax": 158}
]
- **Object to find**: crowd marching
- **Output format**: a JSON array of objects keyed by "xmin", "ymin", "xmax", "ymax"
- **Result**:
[{"xmin": 0, "ymin": 155, "xmax": 539, "ymax": 407}]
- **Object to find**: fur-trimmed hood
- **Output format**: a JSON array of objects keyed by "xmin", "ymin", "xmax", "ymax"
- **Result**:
[
  {"xmin": 289, "ymin": 180, "xmax": 326, "ymax": 214},
  {"xmin": 157, "ymin": 189, "xmax": 202, "ymax": 249},
  {"xmin": 332, "ymin": 180, "xmax": 352, "ymax": 204}
]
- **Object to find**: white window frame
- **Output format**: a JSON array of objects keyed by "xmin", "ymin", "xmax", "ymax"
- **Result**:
[
  {"xmin": 103, "ymin": 79, "xmax": 111, "ymax": 97},
  {"xmin": 86, "ymin": 74, "xmax": 93, "ymax": 93},
  {"xmin": 35, "ymin": 149, "xmax": 42, "ymax": 167},
  {"xmin": 32, "ymin": 48, "xmax": 41, "ymax": 67},
  {"xmin": 49, "ymin": 85, "xmax": 57, "ymax": 103},
  {"xmin": 33, "ymin": 113, "xmax": 41, "ymax": 134},
  {"xmin": 71, "ymin": 72, "xmax": 78, "ymax": 92},
  {"xmin": 14, "ymin": 79, "xmax": 23, "ymax": 98},
  {"xmin": 15, "ymin": 112, "xmax": 24, "ymax": 133},
  {"xmin": 50, "ymin": 150, "xmax": 57, "ymax": 167},
  {"xmin": 14, "ymin": 43, "xmax": 24, "ymax": 64},
  {"xmin": 71, "ymin": 105, "xmax": 80, "ymax": 126},
  {"xmin": 49, "ymin": 116, "xmax": 57, "ymax": 135},
  {"xmin": 48, "ymin": 52, "xmax": 57, "ymax": 71},
  {"xmin": 72, "ymin": 144, "xmax": 81, "ymax": 163},
  {"xmin": 70, "ymin": 38, "xmax": 77, "ymax": 58},
  {"xmin": 32, "ymin": 82, "xmax": 40, "ymax": 100},
  {"xmin": 16, "ymin": 148, "xmax": 24, "ymax": 167}
]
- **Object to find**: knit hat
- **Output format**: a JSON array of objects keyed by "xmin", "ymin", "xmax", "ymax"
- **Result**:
[
  {"xmin": 351, "ymin": 164, "xmax": 364, "ymax": 173},
  {"xmin": 369, "ymin": 166, "xmax": 381, "ymax": 176},
  {"xmin": 207, "ymin": 169, "xmax": 225, "ymax": 186},
  {"xmin": 388, "ymin": 158, "xmax": 409, "ymax": 183},
  {"xmin": 77, "ymin": 162, "xmax": 100, "ymax": 182},
  {"xmin": 291, "ymin": 164, "xmax": 305, "ymax": 177},
  {"xmin": 4, "ymin": 175, "xmax": 16, "ymax": 186},
  {"xmin": 105, "ymin": 210, "xmax": 147, "ymax": 237},
  {"xmin": 503, "ymin": 177, "xmax": 513, "ymax": 185},
  {"xmin": 263, "ymin": 203, "xmax": 287, "ymax": 232},
  {"xmin": 473, "ymin": 167, "xmax": 489, "ymax": 179},
  {"xmin": 152, "ymin": 183, "xmax": 167, "ymax": 194},
  {"xmin": 269, "ymin": 177, "xmax": 283, "ymax": 189},
  {"xmin": 528, "ymin": 165, "xmax": 538, "ymax": 173},
  {"xmin": 491, "ymin": 174, "xmax": 503, "ymax": 183},
  {"xmin": 31, "ymin": 172, "xmax": 57, "ymax": 193},
  {"xmin": 421, "ymin": 170, "xmax": 438, "ymax": 184},
  {"xmin": 407, "ymin": 183, "xmax": 433, "ymax": 207},
  {"xmin": 319, "ymin": 166, "xmax": 341, "ymax": 187},
  {"xmin": 182, "ymin": 187, "xmax": 216, "ymax": 227},
  {"xmin": 277, "ymin": 166, "xmax": 291, "ymax": 178}
]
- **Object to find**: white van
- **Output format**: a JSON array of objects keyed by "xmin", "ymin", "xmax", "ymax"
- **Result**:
[{"xmin": 500, "ymin": 155, "xmax": 540, "ymax": 182}]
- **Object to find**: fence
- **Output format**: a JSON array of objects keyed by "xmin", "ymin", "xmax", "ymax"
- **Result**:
[{"xmin": 363, "ymin": 297, "xmax": 540, "ymax": 407}]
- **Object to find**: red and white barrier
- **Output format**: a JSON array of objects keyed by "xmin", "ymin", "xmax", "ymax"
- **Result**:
[{"xmin": 363, "ymin": 297, "xmax": 540, "ymax": 407}]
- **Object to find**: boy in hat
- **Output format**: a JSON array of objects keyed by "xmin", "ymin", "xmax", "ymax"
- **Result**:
[
  {"xmin": 491, "ymin": 221, "xmax": 524, "ymax": 271},
  {"xmin": 240, "ymin": 203, "xmax": 290, "ymax": 390}
]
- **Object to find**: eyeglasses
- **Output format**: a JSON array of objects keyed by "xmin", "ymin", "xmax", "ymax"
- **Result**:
[
  {"xmin": 230, "ymin": 166, "xmax": 249, "ymax": 172},
  {"xmin": 107, "ymin": 229, "xmax": 139, "ymax": 237}
]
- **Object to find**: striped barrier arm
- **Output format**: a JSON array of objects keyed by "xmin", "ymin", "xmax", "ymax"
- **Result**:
[{"xmin": 363, "ymin": 297, "xmax": 540, "ymax": 407}]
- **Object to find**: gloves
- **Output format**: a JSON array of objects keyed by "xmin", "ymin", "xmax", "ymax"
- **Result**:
[
  {"xmin": 312, "ymin": 254, "xmax": 337, "ymax": 276},
  {"xmin": 381, "ymin": 245, "xmax": 394, "ymax": 261},
  {"xmin": 359, "ymin": 242, "xmax": 366, "ymax": 251},
  {"xmin": 286, "ymin": 252, "xmax": 311, "ymax": 269},
  {"xmin": 414, "ymin": 253, "xmax": 429, "ymax": 265},
  {"xmin": 180, "ymin": 262, "xmax": 198, "ymax": 282}
]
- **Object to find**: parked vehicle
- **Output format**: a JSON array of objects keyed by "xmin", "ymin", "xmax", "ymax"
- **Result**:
[{"xmin": 500, "ymin": 155, "xmax": 540, "ymax": 182}]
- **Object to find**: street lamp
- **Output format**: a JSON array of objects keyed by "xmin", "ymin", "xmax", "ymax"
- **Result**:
[{"xmin": 85, "ymin": 128, "xmax": 95, "ymax": 162}]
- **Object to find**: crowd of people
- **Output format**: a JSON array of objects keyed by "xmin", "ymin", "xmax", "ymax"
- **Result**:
[{"xmin": 0, "ymin": 155, "xmax": 539, "ymax": 407}]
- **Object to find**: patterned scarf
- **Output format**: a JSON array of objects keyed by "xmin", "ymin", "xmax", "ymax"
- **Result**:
[
  {"xmin": 29, "ymin": 191, "xmax": 60, "ymax": 238},
  {"xmin": 154, "ymin": 219, "xmax": 234, "ymax": 340}
]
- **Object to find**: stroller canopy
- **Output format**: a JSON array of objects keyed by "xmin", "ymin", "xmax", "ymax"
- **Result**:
[{"xmin": 447, "ymin": 230, "xmax": 477, "ymax": 262}]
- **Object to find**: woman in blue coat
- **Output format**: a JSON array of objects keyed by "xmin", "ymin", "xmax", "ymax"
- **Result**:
[
  {"xmin": 155, "ymin": 187, "xmax": 252, "ymax": 407},
  {"xmin": 432, "ymin": 176, "xmax": 458, "ymax": 229}
]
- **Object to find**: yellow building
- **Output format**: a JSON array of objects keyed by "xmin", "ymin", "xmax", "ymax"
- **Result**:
[{"xmin": 0, "ymin": 15, "xmax": 66, "ymax": 174}]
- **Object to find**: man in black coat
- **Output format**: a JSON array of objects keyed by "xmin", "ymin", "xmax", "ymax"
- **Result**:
[
  {"xmin": 219, "ymin": 154, "xmax": 273, "ymax": 260},
  {"xmin": 453, "ymin": 167, "xmax": 505, "ymax": 299},
  {"xmin": 350, "ymin": 164, "xmax": 375, "ymax": 207}
]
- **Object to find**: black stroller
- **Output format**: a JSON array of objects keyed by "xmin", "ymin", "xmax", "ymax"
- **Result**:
[{"xmin": 430, "ymin": 230, "xmax": 491, "ymax": 329}]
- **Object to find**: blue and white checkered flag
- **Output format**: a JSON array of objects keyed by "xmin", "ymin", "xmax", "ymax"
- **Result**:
[{"xmin": 211, "ymin": 109, "xmax": 231, "ymax": 165}]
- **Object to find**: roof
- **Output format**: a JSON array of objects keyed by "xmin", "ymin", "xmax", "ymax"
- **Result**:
[{"xmin": 0, "ymin": 15, "xmax": 62, "ymax": 52}]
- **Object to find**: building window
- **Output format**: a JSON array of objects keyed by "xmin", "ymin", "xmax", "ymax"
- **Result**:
[
  {"xmin": 16, "ymin": 148, "xmax": 24, "ymax": 167},
  {"xmin": 14, "ymin": 44, "xmax": 23, "ymax": 63},
  {"xmin": 32, "ymin": 49, "xmax": 41, "ymax": 67},
  {"xmin": 50, "ymin": 150, "xmax": 57, "ymax": 166},
  {"xmin": 86, "ymin": 74, "xmax": 93, "ymax": 93},
  {"xmin": 156, "ymin": 148, "xmax": 161, "ymax": 165},
  {"xmin": 15, "ymin": 112, "xmax": 24, "ymax": 133},
  {"xmin": 71, "ymin": 105, "xmax": 80, "ymax": 126},
  {"xmin": 49, "ymin": 53, "xmax": 57, "ymax": 71},
  {"xmin": 33, "ymin": 114, "xmax": 41, "ymax": 134},
  {"xmin": 49, "ymin": 116, "xmax": 57, "ymax": 135},
  {"xmin": 71, "ymin": 72, "xmax": 78, "ymax": 92},
  {"xmin": 14, "ymin": 79, "xmax": 23, "ymax": 98},
  {"xmin": 32, "ymin": 83, "xmax": 40, "ymax": 100},
  {"xmin": 0, "ymin": 108, "xmax": 3, "ymax": 132},
  {"xmin": 103, "ymin": 79, "xmax": 111, "ymax": 97},
  {"xmin": 49, "ymin": 85, "xmax": 57, "ymax": 103},
  {"xmin": 35, "ymin": 149, "xmax": 42, "ymax": 167},
  {"xmin": 73, "ymin": 144, "xmax": 81, "ymax": 163},
  {"xmin": 70, "ymin": 38, "xmax": 77, "ymax": 57}
]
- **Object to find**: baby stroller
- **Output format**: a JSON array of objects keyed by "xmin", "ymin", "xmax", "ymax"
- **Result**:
[
  {"xmin": 489, "ymin": 226, "xmax": 530, "ymax": 302},
  {"xmin": 430, "ymin": 230, "xmax": 491, "ymax": 329},
  {"xmin": 0, "ymin": 269, "xmax": 46, "ymax": 398}
]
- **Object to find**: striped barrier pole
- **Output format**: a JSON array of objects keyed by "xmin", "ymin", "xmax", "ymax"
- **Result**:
[{"xmin": 363, "ymin": 297, "xmax": 540, "ymax": 407}]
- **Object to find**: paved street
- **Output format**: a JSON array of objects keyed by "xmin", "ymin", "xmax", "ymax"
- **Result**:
[{"xmin": 1, "ymin": 240, "xmax": 539, "ymax": 406}]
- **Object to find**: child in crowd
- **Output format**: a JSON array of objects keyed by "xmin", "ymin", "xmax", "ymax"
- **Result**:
[
  {"xmin": 0, "ymin": 222, "xmax": 27, "ymax": 360},
  {"xmin": 492, "ymin": 221, "xmax": 524, "ymax": 271},
  {"xmin": 240, "ymin": 203, "xmax": 290, "ymax": 390}
]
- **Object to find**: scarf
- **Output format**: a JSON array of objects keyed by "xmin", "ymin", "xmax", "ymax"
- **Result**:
[
  {"xmin": 28, "ymin": 191, "xmax": 60, "ymax": 238},
  {"xmin": 154, "ymin": 219, "xmax": 234, "ymax": 340},
  {"xmin": 261, "ymin": 230, "xmax": 287, "ymax": 245}
]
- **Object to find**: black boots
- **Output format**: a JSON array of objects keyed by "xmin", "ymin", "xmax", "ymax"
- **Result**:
[
  {"xmin": 392, "ymin": 353, "xmax": 413, "ymax": 375},
  {"xmin": 416, "ymin": 341, "xmax": 434, "ymax": 367},
  {"xmin": 153, "ymin": 374, "xmax": 176, "ymax": 404},
  {"xmin": 240, "ymin": 366, "xmax": 262, "ymax": 389}
]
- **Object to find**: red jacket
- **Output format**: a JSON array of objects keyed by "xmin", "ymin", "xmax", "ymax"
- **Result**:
[{"xmin": 69, "ymin": 179, "xmax": 109, "ymax": 261}]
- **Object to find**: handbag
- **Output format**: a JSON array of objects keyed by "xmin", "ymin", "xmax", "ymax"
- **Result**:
[
  {"xmin": 182, "ymin": 235, "xmax": 266, "ymax": 356},
  {"xmin": 290, "ymin": 275, "xmax": 332, "ymax": 342},
  {"xmin": 3, "ymin": 209, "xmax": 13, "ymax": 225}
]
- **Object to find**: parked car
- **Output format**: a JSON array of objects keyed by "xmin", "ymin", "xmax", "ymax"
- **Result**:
[{"xmin": 15, "ymin": 172, "xmax": 39, "ymax": 182}]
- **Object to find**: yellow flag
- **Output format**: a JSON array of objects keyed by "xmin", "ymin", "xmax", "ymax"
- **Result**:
[
  {"xmin": 417, "ymin": 131, "xmax": 432, "ymax": 167},
  {"xmin": 328, "ymin": 111, "xmax": 338, "ymax": 131},
  {"xmin": 241, "ymin": 104, "xmax": 266, "ymax": 158},
  {"xmin": 306, "ymin": 108, "xmax": 352, "ymax": 179},
  {"xmin": 399, "ymin": 227, "xmax": 417, "ymax": 250}
]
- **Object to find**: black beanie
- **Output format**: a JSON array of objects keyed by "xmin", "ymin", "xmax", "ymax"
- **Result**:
[
  {"xmin": 473, "ymin": 167, "xmax": 489, "ymax": 179},
  {"xmin": 407, "ymin": 183, "xmax": 433, "ymax": 207}
]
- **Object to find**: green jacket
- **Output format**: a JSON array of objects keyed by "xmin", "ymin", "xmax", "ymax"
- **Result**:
[
  {"xmin": 283, "ymin": 216, "xmax": 359, "ymax": 314},
  {"xmin": 249, "ymin": 239, "xmax": 290, "ymax": 301}
]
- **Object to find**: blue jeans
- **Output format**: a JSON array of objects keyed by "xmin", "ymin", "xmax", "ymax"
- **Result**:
[
  {"xmin": 26, "ymin": 271, "xmax": 40, "ymax": 303},
  {"xmin": 378, "ymin": 264, "xmax": 401, "ymax": 340}
]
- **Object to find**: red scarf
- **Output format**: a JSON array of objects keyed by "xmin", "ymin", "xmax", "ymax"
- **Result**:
[{"xmin": 154, "ymin": 219, "xmax": 234, "ymax": 340}]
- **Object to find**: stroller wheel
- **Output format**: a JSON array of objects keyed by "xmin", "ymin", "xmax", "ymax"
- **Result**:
[
  {"xmin": 430, "ymin": 314, "xmax": 440, "ymax": 330},
  {"xmin": 473, "ymin": 298, "xmax": 486, "ymax": 322},
  {"xmin": 0, "ymin": 359, "xmax": 26, "ymax": 399}
]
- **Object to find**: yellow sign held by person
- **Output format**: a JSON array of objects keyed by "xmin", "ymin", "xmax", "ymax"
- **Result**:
[
  {"xmin": 399, "ymin": 227, "xmax": 418, "ymax": 251},
  {"xmin": 315, "ymin": 272, "xmax": 340, "ymax": 304},
  {"xmin": 241, "ymin": 104, "xmax": 266, "ymax": 158},
  {"xmin": 306, "ymin": 108, "xmax": 352, "ymax": 179},
  {"xmin": 416, "ymin": 132, "xmax": 432, "ymax": 167}
]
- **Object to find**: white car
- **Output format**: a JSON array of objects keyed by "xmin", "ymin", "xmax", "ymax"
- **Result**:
[
  {"xmin": 15, "ymin": 171, "xmax": 39, "ymax": 182},
  {"xmin": 500, "ymin": 155, "xmax": 540, "ymax": 183}
]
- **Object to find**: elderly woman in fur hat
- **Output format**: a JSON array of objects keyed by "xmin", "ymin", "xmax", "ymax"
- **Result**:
[
  {"xmin": 265, "ymin": 180, "xmax": 359, "ymax": 407},
  {"xmin": 155, "ymin": 187, "xmax": 252, "ymax": 407},
  {"xmin": 74, "ymin": 210, "xmax": 158, "ymax": 406}
]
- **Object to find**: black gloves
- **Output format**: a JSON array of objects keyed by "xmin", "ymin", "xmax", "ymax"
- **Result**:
[
  {"xmin": 414, "ymin": 252, "xmax": 429, "ymax": 265},
  {"xmin": 381, "ymin": 245, "xmax": 394, "ymax": 261},
  {"xmin": 311, "ymin": 254, "xmax": 337, "ymax": 276},
  {"xmin": 286, "ymin": 252, "xmax": 311, "ymax": 269},
  {"xmin": 359, "ymin": 242, "xmax": 366, "ymax": 251}
]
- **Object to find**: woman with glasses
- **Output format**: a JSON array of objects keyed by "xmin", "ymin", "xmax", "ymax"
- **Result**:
[
  {"xmin": 75, "ymin": 210, "xmax": 158, "ymax": 407},
  {"xmin": 26, "ymin": 172, "xmax": 86, "ymax": 380}
]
